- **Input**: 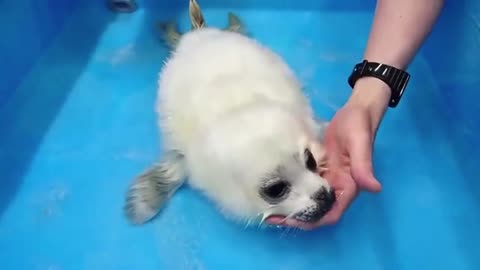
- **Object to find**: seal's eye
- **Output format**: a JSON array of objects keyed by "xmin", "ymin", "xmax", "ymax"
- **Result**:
[
  {"xmin": 304, "ymin": 148, "xmax": 317, "ymax": 171},
  {"xmin": 262, "ymin": 180, "xmax": 289, "ymax": 199}
]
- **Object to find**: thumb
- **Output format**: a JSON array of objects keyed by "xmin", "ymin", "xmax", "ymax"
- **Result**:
[{"xmin": 349, "ymin": 132, "xmax": 382, "ymax": 192}]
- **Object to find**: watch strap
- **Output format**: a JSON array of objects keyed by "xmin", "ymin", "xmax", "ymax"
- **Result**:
[{"xmin": 348, "ymin": 60, "xmax": 410, "ymax": 108}]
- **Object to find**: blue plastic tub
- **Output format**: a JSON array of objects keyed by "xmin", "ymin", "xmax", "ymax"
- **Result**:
[{"xmin": 1, "ymin": 0, "xmax": 479, "ymax": 269}]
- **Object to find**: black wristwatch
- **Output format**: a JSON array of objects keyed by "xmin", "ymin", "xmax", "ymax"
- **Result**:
[{"xmin": 347, "ymin": 60, "xmax": 410, "ymax": 108}]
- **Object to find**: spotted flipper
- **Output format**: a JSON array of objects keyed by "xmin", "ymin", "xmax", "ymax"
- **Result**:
[
  {"xmin": 158, "ymin": 21, "xmax": 182, "ymax": 50},
  {"xmin": 124, "ymin": 150, "xmax": 187, "ymax": 225},
  {"xmin": 225, "ymin": 12, "xmax": 245, "ymax": 34},
  {"xmin": 189, "ymin": 0, "xmax": 206, "ymax": 30}
]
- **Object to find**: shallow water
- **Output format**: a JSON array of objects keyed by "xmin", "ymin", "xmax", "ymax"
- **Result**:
[{"xmin": 0, "ymin": 3, "xmax": 479, "ymax": 270}]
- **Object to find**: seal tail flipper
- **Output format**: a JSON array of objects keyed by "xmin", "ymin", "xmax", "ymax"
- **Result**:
[
  {"xmin": 158, "ymin": 21, "xmax": 182, "ymax": 50},
  {"xmin": 189, "ymin": 0, "xmax": 206, "ymax": 29},
  {"xmin": 225, "ymin": 12, "xmax": 245, "ymax": 34},
  {"xmin": 124, "ymin": 150, "xmax": 187, "ymax": 225}
]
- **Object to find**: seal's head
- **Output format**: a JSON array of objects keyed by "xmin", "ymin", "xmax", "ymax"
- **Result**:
[
  {"xmin": 185, "ymin": 105, "xmax": 335, "ymax": 230},
  {"xmin": 256, "ymin": 146, "xmax": 336, "ymax": 230}
]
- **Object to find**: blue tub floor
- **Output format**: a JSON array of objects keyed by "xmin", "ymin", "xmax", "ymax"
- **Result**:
[{"xmin": 1, "ymin": 4, "xmax": 479, "ymax": 270}]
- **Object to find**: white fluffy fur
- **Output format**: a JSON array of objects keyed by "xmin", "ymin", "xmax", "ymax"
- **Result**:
[{"xmin": 152, "ymin": 27, "xmax": 332, "ymax": 226}]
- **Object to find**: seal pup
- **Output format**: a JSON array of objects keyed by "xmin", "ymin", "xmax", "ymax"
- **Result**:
[{"xmin": 124, "ymin": 0, "xmax": 335, "ymax": 230}]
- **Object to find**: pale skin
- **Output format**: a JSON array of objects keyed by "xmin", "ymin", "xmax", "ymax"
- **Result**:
[{"xmin": 313, "ymin": 0, "xmax": 445, "ymax": 227}]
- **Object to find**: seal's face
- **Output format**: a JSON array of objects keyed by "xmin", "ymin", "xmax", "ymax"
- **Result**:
[
  {"xmin": 186, "ymin": 108, "xmax": 335, "ymax": 230},
  {"xmin": 257, "ymin": 145, "xmax": 336, "ymax": 229}
]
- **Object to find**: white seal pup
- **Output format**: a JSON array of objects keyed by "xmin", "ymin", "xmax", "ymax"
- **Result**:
[{"xmin": 124, "ymin": 0, "xmax": 335, "ymax": 230}]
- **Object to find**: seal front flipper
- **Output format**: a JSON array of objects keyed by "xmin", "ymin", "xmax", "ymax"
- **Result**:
[{"xmin": 124, "ymin": 150, "xmax": 187, "ymax": 225}]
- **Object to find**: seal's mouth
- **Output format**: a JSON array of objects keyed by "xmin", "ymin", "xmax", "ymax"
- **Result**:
[{"xmin": 264, "ymin": 215, "xmax": 317, "ymax": 230}]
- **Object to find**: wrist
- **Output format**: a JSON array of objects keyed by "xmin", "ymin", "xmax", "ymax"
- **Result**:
[{"xmin": 347, "ymin": 77, "xmax": 391, "ymax": 128}]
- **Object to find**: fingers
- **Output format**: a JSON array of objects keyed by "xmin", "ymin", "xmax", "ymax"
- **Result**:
[{"xmin": 349, "ymin": 131, "xmax": 382, "ymax": 193}]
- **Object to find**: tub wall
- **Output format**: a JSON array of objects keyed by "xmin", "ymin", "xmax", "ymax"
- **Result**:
[
  {"xmin": 423, "ymin": 0, "xmax": 480, "ymax": 128},
  {"xmin": 1, "ymin": 0, "xmax": 477, "ymax": 165},
  {"xmin": 0, "ymin": 0, "xmax": 80, "ymax": 107},
  {"xmin": 136, "ymin": 0, "xmax": 376, "ymax": 10},
  {"xmin": 421, "ymin": 0, "xmax": 480, "ymax": 178}
]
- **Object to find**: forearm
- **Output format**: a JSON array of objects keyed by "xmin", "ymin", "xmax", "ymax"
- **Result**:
[
  {"xmin": 349, "ymin": 0, "xmax": 444, "ymax": 125},
  {"xmin": 363, "ymin": 0, "xmax": 444, "ymax": 69}
]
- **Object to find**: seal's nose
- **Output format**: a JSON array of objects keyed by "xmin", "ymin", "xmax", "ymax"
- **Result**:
[
  {"xmin": 313, "ymin": 186, "xmax": 336, "ymax": 213},
  {"xmin": 293, "ymin": 187, "xmax": 337, "ymax": 223}
]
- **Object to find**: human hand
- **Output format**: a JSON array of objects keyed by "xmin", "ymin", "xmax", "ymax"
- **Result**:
[{"xmin": 315, "ymin": 77, "xmax": 391, "ymax": 226}]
